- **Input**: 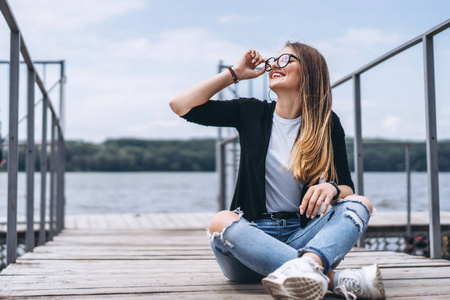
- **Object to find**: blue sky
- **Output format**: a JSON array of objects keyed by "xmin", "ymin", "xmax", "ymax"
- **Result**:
[{"xmin": 0, "ymin": 0, "xmax": 449, "ymax": 142}]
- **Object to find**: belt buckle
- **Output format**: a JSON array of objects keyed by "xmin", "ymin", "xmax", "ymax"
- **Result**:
[{"xmin": 270, "ymin": 212, "xmax": 281, "ymax": 220}]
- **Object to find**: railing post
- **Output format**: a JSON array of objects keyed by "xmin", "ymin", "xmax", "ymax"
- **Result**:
[
  {"xmin": 26, "ymin": 67, "xmax": 36, "ymax": 252},
  {"xmin": 43, "ymin": 63, "xmax": 47, "ymax": 87},
  {"xmin": 263, "ymin": 74, "xmax": 268, "ymax": 101},
  {"xmin": 59, "ymin": 60, "xmax": 65, "ymax": 132},
  {"xmin": 405, "ymin": 144, "xmax": 412, "ymax": 237},
  {"xmin": 353, "ymin": 74, "xmax": 364, "ymax": 195},
  {"xmin": 217, "ymin": 60, "xmax": 224, "ymax": 211},
  {"xmin": 232, "ymin": 140, "xmax": 238, "ymax": 184},
  {"xmin": 39, "ymin": 96, "xmax": 48, "ymax": 245},
  {"xmin": 49, "ymin": 115, "xmax": 56, "ymax": 240},
  {"xmin": 353, "ymin": 74, "xmax": 365, "ymax": 247},
  {"xmin": 219, "ymin": 141, "xmax": 227, "ymax": 211},
  {"xmin": 423, "ymin": 34, "xmax": 441, "ymax": 259},
  {"xmin": 6, "ymin": 30, "xmax": 20, "ymax": 265},
  {"xmin": 56, "ymin": 127, "xmax": 65, "ymax": 233}
]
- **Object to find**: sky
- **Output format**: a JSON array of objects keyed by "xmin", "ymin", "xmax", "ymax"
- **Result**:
[{"xmin": 0, "ymin": 0, "xmax": 449, "ymax": 143}]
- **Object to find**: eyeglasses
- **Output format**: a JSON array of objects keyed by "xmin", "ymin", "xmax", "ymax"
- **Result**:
[{"xmin": 265, "ymin": 53, "xmax": 299, "ymax": 72}]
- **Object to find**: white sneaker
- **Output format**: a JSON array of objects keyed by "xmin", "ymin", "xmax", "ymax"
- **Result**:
[
  {"xmin": 333, "ymin": 264, "xmax": 385, "ymax": 299},
  {"xmin": 262, "ymin": 256, "xmax": 329, "ymax": 300}
]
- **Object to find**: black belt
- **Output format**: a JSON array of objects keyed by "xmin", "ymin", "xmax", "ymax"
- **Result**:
[{"xmin": 259, "ymin": 212, "xmax": 299, "ymax": 220}]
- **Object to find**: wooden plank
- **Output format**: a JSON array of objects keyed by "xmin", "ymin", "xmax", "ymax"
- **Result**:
[
  {"xmin": 186, "ymin": 212, "xmax": 214, "ymax": 228},
  {"xmin": 153, "ymin": 213, "xmax": 178, "ymax": 229},
  {"xmin": 87, "ymin": 214, "xmax": 110, "ymax": 229},
  {"xmin": 103, "ymin": 214, "xmax": 130, "ymax": 229},
  {"xmin": 73, "ymin": 214, "xmax": 91, "ymax": 230},
  {"xmin": 133, "ymin": 213, "xmax": 154, "ymax": 229},
  {"xmin": 139, "ymin": 213, "xmax": 159, "ymax": 228},
  {"xmin": 0, "ymin": 284, "xmax": 268, "ymax": 297},
  {"xmin": 121, "ymin": 214, "xmax": 144, "ymax": 229},
  {"xmin": 60, "ymin": 211, "xmax": 450, "ymax": 231},
  {"xmin": 64, "ymin": 215, "xmax": 76, "ymax": 229},
  {"xmin": 368, "ymin": 211, "xmax": 450, "ymax": 226},
  {"xmin": 28, "ymin": 291, "xmax": 271, "ymax": 300}
]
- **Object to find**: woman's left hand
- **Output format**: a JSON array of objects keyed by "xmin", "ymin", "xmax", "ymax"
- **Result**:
[{"xmin": 299, "ymin": 182, "xmax": 338, "ymax": 219}]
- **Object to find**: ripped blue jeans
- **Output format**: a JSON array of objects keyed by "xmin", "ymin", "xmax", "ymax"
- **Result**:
[{"xmin": 208, "ymin": 199, "xmax": 371, "ymax": 282}]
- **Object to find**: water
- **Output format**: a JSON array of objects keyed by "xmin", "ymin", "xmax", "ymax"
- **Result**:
[{"xmin": 0, "ymin": 172, "xmax": 449, "ymax": 217}]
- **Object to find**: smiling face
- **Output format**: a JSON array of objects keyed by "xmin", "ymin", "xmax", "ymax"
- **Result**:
[{"xmin": 268, "ymin": 46, "xmax": 302, "ymax": 94}]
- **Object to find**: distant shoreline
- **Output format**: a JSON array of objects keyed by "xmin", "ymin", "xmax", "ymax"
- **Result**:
[{"xmin": 1, "ymin": 138, "xmax": 450, "ymax": 172}]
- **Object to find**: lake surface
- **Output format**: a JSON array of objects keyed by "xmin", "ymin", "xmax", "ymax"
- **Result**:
[{"xmin": 0, "ymin": 172, "xmax": 449, "ymax": 218}]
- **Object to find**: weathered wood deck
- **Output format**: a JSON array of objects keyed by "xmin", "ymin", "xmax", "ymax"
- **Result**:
[{"xmin": 1, "ymin": 213, "xmax": 450, "ymax": 299}]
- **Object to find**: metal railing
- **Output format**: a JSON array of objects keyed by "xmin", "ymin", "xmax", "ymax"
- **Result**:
[
  {"xmin": 0, "ymin": 0, "xmax": 66, "ymax": 267},
  {"xmin": 331, "ymin": 18, "xmax": 450, "ymax": 258},
  {"xmin": 216, "ymin": 19, "xmax": 450, "ymax": 259}
]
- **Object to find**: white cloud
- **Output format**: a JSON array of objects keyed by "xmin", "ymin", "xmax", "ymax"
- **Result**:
[
  {"xmin": 56, "ymin": 27, "xmax": 252, "ymax": 141},
  {"xmin": 217, "ymin": 13, "xmax": 263, "ymax": 25},
  {"xmin": 381, "ymin": 115, "xmax": 402, "ymax": 135},
  {"xmin": 1, "ymin": 24, "xmax": 245, "ymax": 142},
  {"xmin": 0, "ymin": 2, "xmax": 254, "ymax": 142},
  {"xmin": 218, "ymin": 14, "xmax": 241, "ymax": 24},
  {"xmin": 311, "ymin": 27, "xmax": 406, "ymax": 59},
  {"xmin": 103, "ymin": 28, "xmax": 248, "ymax": 64},
  {"xmin": 337, "ymin": 28, "xmax": 404, "ymax": 48},
  {"xmin": 12, "ymin": 0, "xmax": 146, "ymax": 33},
  {"xmin": 309, "ymin": 27, "xmax": 408, "ymax": 84}
]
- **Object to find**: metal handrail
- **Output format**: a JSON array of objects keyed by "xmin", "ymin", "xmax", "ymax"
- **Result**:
[
  {"xmin": 332, "ymin": 19, "xmax": 450, "ymax": 88},
  {"xmin": 331, "ymin": 18, "xmax": 449, "ymax": 258},
  {"xmin": 0, "ymin": 0, "xmax": 66, "ymax": 267}
]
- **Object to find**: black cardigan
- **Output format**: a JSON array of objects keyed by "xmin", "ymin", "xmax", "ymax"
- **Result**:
[{"xmin": 182, "ymin": 97, "xmax": 355, "ymax": 227}]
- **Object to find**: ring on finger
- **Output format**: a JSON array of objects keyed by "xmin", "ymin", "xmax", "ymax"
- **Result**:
[{"xmin": 318, "ymin": 198, "xmax": 324, "ymax": 201}]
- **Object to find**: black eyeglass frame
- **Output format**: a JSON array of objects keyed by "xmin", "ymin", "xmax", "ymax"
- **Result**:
[{"xmin": 265, "ymin": 53, "xmax": 299, "ymax": 72}]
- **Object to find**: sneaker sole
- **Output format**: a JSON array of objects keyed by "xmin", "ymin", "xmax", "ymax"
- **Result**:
[
  {"xmin": 363, "ymin": 264, "xmax": 386, "ymax": 299},
  {"xmin": 262, "ymin": 276, "xmax": 325, "ymax": 300}
]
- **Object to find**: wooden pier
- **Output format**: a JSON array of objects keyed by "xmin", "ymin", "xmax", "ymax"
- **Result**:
[{"xmin": 1, "ymin": 212, "xmax": 450, "ymax": 299}]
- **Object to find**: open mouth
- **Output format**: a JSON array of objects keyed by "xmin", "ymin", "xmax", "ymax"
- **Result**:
[{"xmin": 271, "ymin": 72, "xmax": 285, "ymax": 79}]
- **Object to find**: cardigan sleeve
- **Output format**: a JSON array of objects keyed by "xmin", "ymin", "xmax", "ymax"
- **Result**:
[
  {"xmin": 331, "ymin": 112, "xmax": 355, "ymax": 193},
  {"xmin": 180, "ymin": 99, "xmax": 242, "ymax": 129}
]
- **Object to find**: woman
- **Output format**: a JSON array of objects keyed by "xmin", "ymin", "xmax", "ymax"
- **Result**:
[{"xmin": 169, "ymin": 42, "xmax": 385, "ymax": 300}]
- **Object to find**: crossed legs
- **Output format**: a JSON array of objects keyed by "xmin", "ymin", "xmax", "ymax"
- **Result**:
[{"xmin": 208, "ymin": 195, "xmax": 373, "ymax": 289}]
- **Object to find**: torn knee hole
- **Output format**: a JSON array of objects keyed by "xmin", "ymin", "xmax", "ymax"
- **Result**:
[
  {"xmin": 344, "ymin": 209, "xmax": 364, "ymax": 233},
  {"xmin": 208, "ymin": 222, "xmax": 232, "ymax": 238},
  {"xmin": 207, "ymin": 212, "xmax": 242, "ymax": 244},
  {"xmin": 208, "ymin": 209, "xmax": 243, "ymax": 235},
  {"xmin": 339, "ymin": 199, "xmax": 372, "ymax": 215}
]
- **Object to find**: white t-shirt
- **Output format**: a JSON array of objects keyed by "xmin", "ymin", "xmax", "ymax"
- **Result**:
[{"xmin": 265, "ymin": 110, "xmax": 303, "ymax": 213}]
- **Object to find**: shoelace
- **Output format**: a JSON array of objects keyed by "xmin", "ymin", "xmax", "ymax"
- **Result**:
[
  {"xmin": 297, "ymin": 262, "xmax": 325, "ymax": 273},
  {"xmin": 335, "ymin": 276, "xmax": 362, "ymax": 300},
  {"xmin": 334, "ymin": 285, "xmax": 357, "ymax": 300},
  {"xmin": 314, "ymin": 265, "xmax": 328, "ymax": 279},
  {"xmin": 307, "ymin": 263, "xmax": 330, "ymax": 283}
]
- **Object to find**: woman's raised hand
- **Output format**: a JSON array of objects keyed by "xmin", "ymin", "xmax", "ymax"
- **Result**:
[
  {"xmin": 232, "ymin": 49, "xmax": 266, "ymax": 81},
  {"xmin": 169, "ymin": 49, "xmax": 266, "ymax": 117}
]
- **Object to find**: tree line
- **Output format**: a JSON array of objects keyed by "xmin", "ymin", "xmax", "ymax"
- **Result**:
[{"xmin": 1, "ymin": 138, "xmax": 450, "ymax": 172}]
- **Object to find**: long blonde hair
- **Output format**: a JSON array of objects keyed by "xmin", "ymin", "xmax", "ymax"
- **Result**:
[{"xmin": 286, "ymin": 42, "xmax": 337, "ymax": 186}]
